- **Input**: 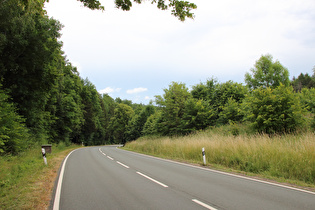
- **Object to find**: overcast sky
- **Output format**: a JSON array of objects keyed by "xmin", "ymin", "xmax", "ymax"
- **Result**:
[{"xmin": 45, "ymin": 0, "xmax": 315, "ymax": 104}]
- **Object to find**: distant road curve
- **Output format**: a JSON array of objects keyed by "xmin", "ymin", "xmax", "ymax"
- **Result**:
[{"xmin": 51, "ymin": 146, "xmax": 315, "ymax": 210}]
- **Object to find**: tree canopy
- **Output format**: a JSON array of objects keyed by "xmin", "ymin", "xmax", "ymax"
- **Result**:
[
  {"xmin": 245, "ymin": 54, "xmax": 290, "ymax": 89},
  {"xmin": 77, "ymin": 0, "xmax": 197, "ymax": 21},
  {"xmin": 291, "ymin": 72, "xmax": 315, "ymax": 92}
]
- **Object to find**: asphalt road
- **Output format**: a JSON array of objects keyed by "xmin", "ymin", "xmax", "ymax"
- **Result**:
[{"xmin": 52, "ymin": 146, "xmax": 315, "ymax": 210}]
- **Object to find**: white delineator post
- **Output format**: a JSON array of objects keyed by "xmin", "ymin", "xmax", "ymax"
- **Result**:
[
  {"xmin": 42, "ymin": 148, "xmax": 47, "ymax": 165},
  {"xmin": 202, "ymin": 147, "xmax": 206, "ymax": 165}
]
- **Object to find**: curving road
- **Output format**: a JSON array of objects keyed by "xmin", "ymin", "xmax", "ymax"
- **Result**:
[{"xmin": 51, "ymin": 146, "xmax": 315, "ymax": 210}]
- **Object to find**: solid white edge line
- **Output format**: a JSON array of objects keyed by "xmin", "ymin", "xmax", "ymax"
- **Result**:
[
  {"xmin": 118, "ymin": 148, "xmax": 315, "ymax": 195},
  {"xmin": 116, "ymin": 161, "xmax": 130, "ymax": 168},
  {"xmin": 136, "ymin": 172, "xmax": 168, "ymax": 188},
  {"xmin": 53, "ymin": 149, "xmax": 78, "ymax": 210},
  {"xmin": 192, "ymin": 199, "xmax": 217, "ymax": 210}
]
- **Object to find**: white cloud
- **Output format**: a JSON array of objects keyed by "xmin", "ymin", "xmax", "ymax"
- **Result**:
[
  {"xmin": 144, "ymin": 96, "xmax": 151, "ymax": 100},
  {"xmin": 126, "ymin": 87, "xmax": 148, "ymax": 94},
  {"xmin": 98, "ymin": 87, "xmax": 121, "ymax": 94}
]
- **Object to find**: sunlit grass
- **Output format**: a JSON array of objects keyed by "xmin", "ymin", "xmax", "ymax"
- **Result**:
[
  {"xmin": 0, "ymin": 143, "xmax": 81, "ymax": 209},
  {"xmin": 125, "ymin": 130, "xmax": 315, "ymax": 187}
]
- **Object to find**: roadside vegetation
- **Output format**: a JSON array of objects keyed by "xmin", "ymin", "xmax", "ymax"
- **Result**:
[
  {"xmin": 0, "ymin": 144, "xmax": 80, "ymax": 209},
  {"xmin": 1, "ymin": 0, "xmax": 315, "ymax": 207},
  {"xmin": 124, "ymin": 128, "xmax": 315, "ymax": 188},
  {"xmin": 1, "ymin": 0, "xmax": 315, "ymax": 155}
]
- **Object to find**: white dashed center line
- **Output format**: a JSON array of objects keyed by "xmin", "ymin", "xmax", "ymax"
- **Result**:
[
  {"xmin": 192, "ymin": 199, "xmax": 217, "ymax": 210},
  {"xmin": 107, "ymin": 156, "xmax": 114, "ymax": 160},
  {"xmin": 136, "ymin": 172, "xmax": 168, "ymax": 188},
  {"xmin": 116, "ymin": 161, "xmax": 130, "ymax": 168},
  {"xmin": 98, "ymin": 148, "xmax": 106, "ymax": 156}
]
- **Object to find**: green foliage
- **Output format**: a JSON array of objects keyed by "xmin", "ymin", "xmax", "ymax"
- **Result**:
[
  {"xmin": 155, "ymin": 82, "xmax": 191, "ymax": 135},
  {"xmin": 125, "ymin": 105, "xmax": 155, "ymax": 141},
  {"xmin": 80, "ymin": 79, "xmax": 106, "ymax": 145},
  {"xmin": 245, "ymin": 54, "xmax": 290, "ymax": 89},
  {"xmin": 191, "ymin": 79, "xmax": 248, "ymax": 126},
  {"xmin": 291, "ymin": 72, "xmax": 315, "ymax": 92},
  {"xmin": 150, "ymin": 80, "xmax": 249, "ymax": 136},
  {"xmin": 78, "ymin": 0, "xmax": 105, "ymax": 10},
  {"xmin": 0, "ymin": 0, "xmax": 312, "ymax": 156},
  {"xmin": 0, "ymin": 0, "xmax": 63, "ymax": 140},
  {"xmin": 243, "ymin": 84, "xmax": 305, "ymax": 134},
  {"xmin": 1, "ymin": 0, "xmax": 122, "ymax": 150},
  {"xmin": 215, "ymin": 81, "xmax": 248, "ymax": 123},
  {"xmin": 180, "ymin": 98, "xmax": 214, "ymax": 133},
  {"xmin": 142, "ymin": 111, "xmax": 162, "ymax": 136},
  {"xmin": 0, "ymin": 86, "xmax": 30, "ymax": 154},
  {"xmin": 299, "ymin": 88, "xmax": 315, "ymax": 129},
  {"xmin": 215, "ymin": 81, "xmax": 248, "ymax": 106},
  {"xmin": 113, "ymin": 0, "xmax": 197, "ymax": 21},
  {"xmin": 49, "ymin": 62, "xmax": 85, "ymax": 144},
  {"xmin": 218, "ymin": 98, "xmax": 244, "ymax": 125},
  {"xmin": 76, "ymin": 0, "xmax": 197, "ymax": 21},
  {"xmin": 191, "ymin": 78, "xmax": 218, "ymax": 101},
  {"xmin": 299, "ymin": 88, "xmax": 315, "ymax": 113},
  {"xmin": 101, "ymin": 94, "xmax": 116, "ymax": 141},
  {"xmin": 168, "ymin": 0, "xmax": 197, "ymax": 21},
  {"xmin": 109, "ymin": 103, "xmax": 134, "ymax": 144}
]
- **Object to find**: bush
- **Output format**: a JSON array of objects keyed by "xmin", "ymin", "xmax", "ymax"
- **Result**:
[{"xmin": 242, "ymin": 84, "xmax": 305, "ymax": 134}]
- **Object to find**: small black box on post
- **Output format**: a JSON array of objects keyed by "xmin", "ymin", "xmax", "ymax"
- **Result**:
[{"xmin": 41, "ymin": 144, "xmax": 52, "ymax": 153}]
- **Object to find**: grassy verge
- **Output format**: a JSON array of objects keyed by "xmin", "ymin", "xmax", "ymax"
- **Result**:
[
  {"xmin": 124, "ymin": 130, "xmax": 315, "ymax": 189},
  {"xmin": 0, "ymin": 143, "xmax": 81, "ymax": 209}
]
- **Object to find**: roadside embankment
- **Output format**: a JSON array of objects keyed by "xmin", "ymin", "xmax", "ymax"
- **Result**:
[
  {"xmin": 124, "ymin": 130, "xmax": 315, "ymax": 189},
  {"xmin": 0, "ymin": 143, "xmax": 81, "ymax": 209}
]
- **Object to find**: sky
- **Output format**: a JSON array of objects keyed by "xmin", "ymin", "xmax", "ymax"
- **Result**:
[{"xmin": 45, "ymin": 0, "xmax": 315, "ymax": 104}]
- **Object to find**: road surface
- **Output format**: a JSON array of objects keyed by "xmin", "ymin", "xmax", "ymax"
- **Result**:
[{"xmin": 52, "ymin": 146, "xmax": 315, "ymax": 210}]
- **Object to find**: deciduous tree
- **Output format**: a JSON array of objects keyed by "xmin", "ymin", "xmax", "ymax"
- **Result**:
[
  {"xmin": 245, "ymin": 54, "xmax": 290, "ymax": 89},
  {"xmin": 0, "ymin": 0, "xmax": 63, "ymax": 139},
  {"xmin": 109, "ymin": 103, "xmax": 134, "ymax": 144},
  {"xmin": 155, "ymin": 82, "xmax": 191, "ymax": 135},
  {"xmin": 125, "ymin": 105, "xmax": 155, "ymax": 141},
  {"xmin": 80, "ymin": 79, "xmax": 105, "ymax": 145}
]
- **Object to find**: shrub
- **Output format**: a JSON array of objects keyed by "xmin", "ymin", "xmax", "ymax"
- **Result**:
[{"xmin": 242, "ymin": 84, "xmax": 305, "ymax": 134}]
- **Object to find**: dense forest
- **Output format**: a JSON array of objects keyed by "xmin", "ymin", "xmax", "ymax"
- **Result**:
[{"xmin": 1, "ymin": 0, "xmax": 315, "ymax": 155}]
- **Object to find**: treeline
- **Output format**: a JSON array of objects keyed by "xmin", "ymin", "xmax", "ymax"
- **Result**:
[
  {"xmin": 145, "ymin": 55, "xmax": 314, "ymax": 137},
  {"xmin": 1, "ymin": 0, "xmax": 315, "ymax": 155},
  {"xmin": 0, "ymin": 0, "xmax": 119, "ymax": 153}
]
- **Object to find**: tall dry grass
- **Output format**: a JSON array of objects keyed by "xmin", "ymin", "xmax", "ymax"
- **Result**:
[{"xmin": 125, "ymin": 130, "xmax": 315, "ymax": 185}]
